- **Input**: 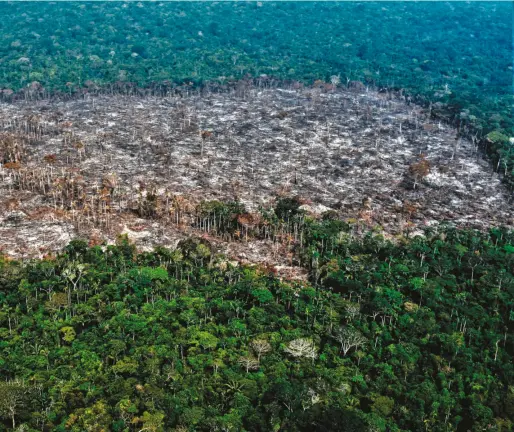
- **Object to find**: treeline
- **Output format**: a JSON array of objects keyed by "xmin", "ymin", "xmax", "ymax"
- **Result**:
[
  {"xmin": 0, "ymin": 2, "xmax": 512, "ymax": 188},
  {"xmin": 0, "ymin": 210, "xmax": 513, "ymax": 431}
]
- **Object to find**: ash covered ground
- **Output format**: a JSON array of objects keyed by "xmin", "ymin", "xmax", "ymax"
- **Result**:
[{"xmin": 0, "ymin": 84, "xmax": 512, "ymax": 273}]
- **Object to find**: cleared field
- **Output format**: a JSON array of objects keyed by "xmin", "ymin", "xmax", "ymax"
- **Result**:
[{"xmin": 1, "ymin": 84, "xmax": 512, "ymax": 266}]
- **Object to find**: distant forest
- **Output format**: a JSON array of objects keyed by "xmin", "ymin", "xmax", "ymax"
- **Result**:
[
  {"xmin": 0, "ymin": 2, "xmax": 511, "ymax": 132},
  {"xmin": 1, "ymin": 1, "xmax": 512, "ymax": 189}
]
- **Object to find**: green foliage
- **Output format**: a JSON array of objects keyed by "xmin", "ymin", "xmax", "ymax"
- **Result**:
[
  {"xmin": 274, "ymin": 196, "xmax": 303, "ymax": 222},
  {"xmin": 487, "ymin": 131, "xmax": 510, "ymax": 145},
  {"xmin": 0, "ymin": 222, "xmax": 512, "ymax": 430},
  {"xmin": 371, "ymin": 395, "xmax": 395, "ymax": 417},
  {"xmin": 60, "ymin": 326, "xmax": 76, "ymax": 343}
]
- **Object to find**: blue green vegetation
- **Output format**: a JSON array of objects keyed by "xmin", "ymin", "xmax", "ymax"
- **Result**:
[
  {"xmin": 0, "ymin": 2, "xmax": 511, "ymax": 133},
  {"xmin": 1, "ymin": 1, "xmax": 512, "ymax": 188}
]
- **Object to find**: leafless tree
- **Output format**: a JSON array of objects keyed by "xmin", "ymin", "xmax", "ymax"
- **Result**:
[
  {"xmin": 0, "ymin": 379, "xmax": 30, "ymax": 429},
  {"xmin": 238, "ymin": 356, "xmax": 260, "ymax": 373},
  {"xmin": 250, "ymin": 339, "xmax": 272, "ymax": 361},
  {"xmin": 344, "ymin": 302, "xmax": 361, "ymax": 322},
  {"xmin": 332, "ymin": 326, "xmax": 367, "ymax": 356},
  {"xmin": 284, "ymin": 338, "xmax": 318, "ymax": 360}
]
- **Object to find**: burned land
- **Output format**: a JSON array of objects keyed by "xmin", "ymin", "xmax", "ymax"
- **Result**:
[{"xmin": 0, "ymin": 83, "xmax": 512, "ymax": 273}]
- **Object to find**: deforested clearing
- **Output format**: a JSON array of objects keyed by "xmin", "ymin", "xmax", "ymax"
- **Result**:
[{"xmin": 0, "ymin": 84, "xmax": 512, "ymax": 267}]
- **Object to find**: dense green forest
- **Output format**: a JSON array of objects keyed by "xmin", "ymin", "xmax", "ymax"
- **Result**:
[
  {"xmin": 1, "ymin": 1, "xmax": 513, "ymax": 188},
  {"xmin": 0, "ymin": 198, "xmax": 513, "ymax": 431},
  {"xmin": 0, "ymin": 1, "xmax": 511, "ymax": 134}
]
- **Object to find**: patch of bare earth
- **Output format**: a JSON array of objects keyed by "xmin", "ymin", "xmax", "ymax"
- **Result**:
[{"xmin": 0, "ymin": 85, "xmax": 512, "ymax": 278}]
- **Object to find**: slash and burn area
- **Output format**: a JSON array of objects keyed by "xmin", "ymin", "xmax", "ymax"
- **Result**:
[{"xmin": 1, "ymin": 84, "xmax": 511, "ymax": 273}]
